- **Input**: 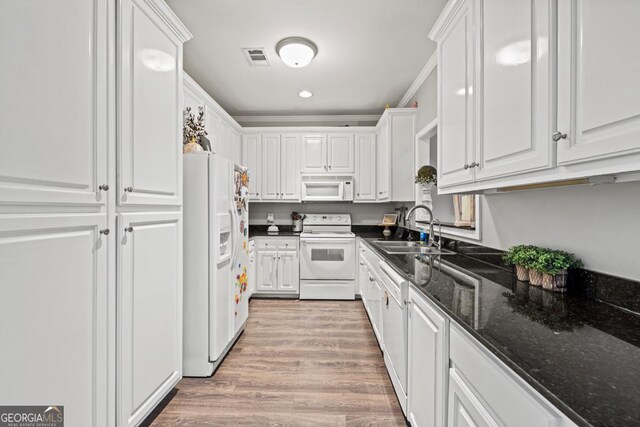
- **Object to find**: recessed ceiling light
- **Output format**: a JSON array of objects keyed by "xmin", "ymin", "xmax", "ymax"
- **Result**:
[
  {"xmin": 299, "ymin": 90, "xmax": 313, "ymax": 98},
  {"xmin": 276, "ymin": 37, "xmax": 318, "ymax": 68}
]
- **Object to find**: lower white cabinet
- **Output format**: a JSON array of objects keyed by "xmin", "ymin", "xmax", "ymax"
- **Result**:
[
  {"xmin": 448, "ymin": 368, "xmax": 498, "ymax": 427},
  {"xmin": 0, "ymin": 214, "xmax": 109, "ymax": 427},
  {"xmin": 118, "ymin": 212, "xmax": 182, "ymax": 427},
  {"xmin": 255, "ymin": 237, "xmax": 299, "ymax": 294},
  {"xmin": 407, "ymin": 287, "xmax": 448, "ymax": 427}
]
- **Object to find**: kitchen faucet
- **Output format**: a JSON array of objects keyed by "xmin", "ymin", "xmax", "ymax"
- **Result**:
[{"xmin": 404, "ymin": 204, "xmax": 441, "ymax": 249}]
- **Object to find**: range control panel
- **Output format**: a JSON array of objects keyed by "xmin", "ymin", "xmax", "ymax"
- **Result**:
[{"xmin": 303, "ymin": 214, "xmax": 351, "ymax": 226}]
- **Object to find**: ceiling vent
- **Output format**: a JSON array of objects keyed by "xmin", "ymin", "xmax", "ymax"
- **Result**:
[{"xmin": 243, "ymin": 48, "xmax": 270, "ymax": 66}]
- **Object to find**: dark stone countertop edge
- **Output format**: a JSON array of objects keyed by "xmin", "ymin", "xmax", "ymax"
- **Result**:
[{"xmin": 358, "ymin": 237, "xmax": 591, "ymax": 427}]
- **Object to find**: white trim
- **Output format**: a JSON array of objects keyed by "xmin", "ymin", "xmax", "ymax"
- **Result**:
[
  {"xmin": 142, "ymin": 0, "xmax": 192, "ymax": 43},
  {"xmin": 414, "ymin": 120, "xmax": 481, "ymax": 241},
  {"xmin": 397, "ymin": 52, "xmax": 438, "ymax": 108},
  {"xmin": 233, "ymin": 114, "xmax": 381, "ymax": 125},
  {"xmin": 429, "ymin": 0, "xmax": 467, "ymax": 42},
  {"xmin": 183, "ymin": 72, "xmax": 242, "ymax": 132}
]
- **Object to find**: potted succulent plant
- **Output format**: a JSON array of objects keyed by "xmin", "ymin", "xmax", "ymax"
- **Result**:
[
  {"xmin": 502, "ymin": 245, "xmax": 540, "ymax": 282},
  {"xmin": 529, "ymin": 249, "xmax": 582, "ymax": 292}
]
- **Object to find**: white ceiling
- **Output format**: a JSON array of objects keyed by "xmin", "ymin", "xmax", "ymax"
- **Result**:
[{"xmin": 167, "ymin": 0, "xmax": 447, "ymax": 117}]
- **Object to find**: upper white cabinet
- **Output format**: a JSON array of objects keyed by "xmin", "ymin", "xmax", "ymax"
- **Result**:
[
  {"xmin": 260, "ymin": 133, "xmax": 300, "ymax": 201},
  {"xmin": 376, "ymin": 109, "xmax": 416, "ymax": 201},
  {"xmin": 474, "ymin": 0, "xmax": 554, "ymax": 181},
  {"xmin": 355, "ymin": 133, "xmax": 377, "ymax": 201},
  {"xmin": 242, "ymin": 134, "xmax": 262, "ymax": 200},
  {"xmin": 557, "ymin": 0, "xmax": 640, "ymax": 166},
  {"xmin": 0, "ymin": 0, "xmax": 108, "ymax": 207},
  {"xmin": 431, "ymin": 0, "xmax": 476, "ymax": 188},
  {"xmin": 118, "ymin": 0, "xmax": 187, "ymax": 206},
  {"xmin": 301, "ymin": 134, "xmax": 354, "ymax": 174}
]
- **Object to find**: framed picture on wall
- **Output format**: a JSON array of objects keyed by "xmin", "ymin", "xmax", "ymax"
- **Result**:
[{"xmin": 380, "ymin": 213, "xmax": 398, "ymax": 226}]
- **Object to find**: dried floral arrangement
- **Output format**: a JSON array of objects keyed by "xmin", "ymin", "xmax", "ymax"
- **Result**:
[{"xmin": 183, "ymin": 106, "xmax": 207, "ymax": 144}]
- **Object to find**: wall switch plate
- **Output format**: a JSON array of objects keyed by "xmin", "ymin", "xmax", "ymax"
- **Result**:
[{"xmin": 267, "ymin": 213, "xmax": 274, "ymax": 223}]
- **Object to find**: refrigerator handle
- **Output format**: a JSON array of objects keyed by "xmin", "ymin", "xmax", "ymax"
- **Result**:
[
  {"xmin": 229, "ymin": 207, "xmax": 237, "ymax": 266},
  {"xmin": 232, "ymin": 207, "xmax": 242, "ymax": 264}
]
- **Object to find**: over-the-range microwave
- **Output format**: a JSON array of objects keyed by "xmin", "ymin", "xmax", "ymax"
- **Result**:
[{"xmin": 300, "ymin": 175, "xmax": 354, "ymax": 202}]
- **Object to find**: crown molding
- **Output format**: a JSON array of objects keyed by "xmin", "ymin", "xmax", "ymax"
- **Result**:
[
  {"xmin": 142, "ymin": 0, "xmax": 193, "ymax": 43},
  {"xmin": 233, "ymin": 114, "xmax": 382, "ymax": 124},
  {"xmin": 428, "ymin": 0, "xmax": 466, "ymax": 42},
  {"xmin": 397, "ymin": 52, "xmax": 437, "ymax": 108},
  {"xmin": 184, "ymin": 73, "xmax": 242, "ymax": 131}
]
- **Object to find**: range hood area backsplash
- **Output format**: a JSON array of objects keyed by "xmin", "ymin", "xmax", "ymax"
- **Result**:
[{"xmin": 249, "ymin": 202, "xmax": 407, "ymax": 225}]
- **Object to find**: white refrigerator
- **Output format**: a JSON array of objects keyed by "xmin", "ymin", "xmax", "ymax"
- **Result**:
[{"xmin": 183, "ymin": 152, "xmax": 249, "ymax": 377}]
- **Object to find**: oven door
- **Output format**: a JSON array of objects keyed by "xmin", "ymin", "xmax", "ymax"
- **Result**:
[
  {"xmin": 301, "ymin": 181, "xmax": 344, "ymax": 201},
  {"xmin": 300, "ymin": 237, "xmax": 356, "ymax": 280}
]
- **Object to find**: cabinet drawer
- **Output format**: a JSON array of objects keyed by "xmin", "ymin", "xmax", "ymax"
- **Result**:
[
  {"xmin": 449, "ymin": 325, "xmax": 570, "ymax": 427},
  {"xmin": 255, "ymin": 237, "xmax": 297, "ymax": 251}
]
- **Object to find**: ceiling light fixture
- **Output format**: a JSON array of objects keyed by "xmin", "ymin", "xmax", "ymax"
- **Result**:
[
  {"xmin": 276, "ymin": 37, "xmax": 318, "ymax": 68},
  {"xmin": 299, "ymin": 90, "xmax": 313, "ymax": 98}
]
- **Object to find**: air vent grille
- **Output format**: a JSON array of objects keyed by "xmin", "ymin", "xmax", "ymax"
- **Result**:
[{"xmin": 243, "ymin": 48, "xmax": 270, "ymax": 66}]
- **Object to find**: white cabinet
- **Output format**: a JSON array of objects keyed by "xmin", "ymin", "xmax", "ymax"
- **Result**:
[
  {"xmin": 117, "ymin": 212, "xmax": 183, "ymax": 427},
  {"xmin": 328, "ymin": 134, "xmax": 355, "ymax": 173},
  {"xmin": 242, "ymin": 134, "xmax": 262, "ymax": 200},
  {"xmin": 557, "ymin": 0, "xmax": 640, "ymax": 166},
  {"xmin": 375, "ymin": 109, "xmax": 416, "ymax": 201},
  {"xmin": 448, "ymin": 368, "xmax": 498, "ymax": 427},
  {"xmin": 431, "ymin": 0, "xmax": 476, "ymax": 188},
  {"xmin": 474, "ymin": 0, "xmax": 554, "ymax": 181},
  {"xmin": 302, "ymin": 134, "xmax": 354, "ymax": 174},
  {"xmin": 232, "ymin": 130, "xmax": 242, "ymax": 164},
  {"xmin": 260, "ymin": 134, "xmax": 300, "ymax": 201},
  {"xmin": 118, "ymin": 0, "xmax": 184, "ymax": 207},
  {"xmin": 407, "ymin": 288, "xmax": 448, "ymax": 427},
  {"xmin": 255, "ymin": 238, "xmax": 299, "ymax": 293},
  {"xmin": 0, "ymin": 214, "xmax": 109, "ymax": 427},
  {"xmin": 0, "ymin": 0, "xmax": 109, "ymax": 207},
  {"xmin": 355, "ymin": 133, "xmax": 377, "ymax": 201}
]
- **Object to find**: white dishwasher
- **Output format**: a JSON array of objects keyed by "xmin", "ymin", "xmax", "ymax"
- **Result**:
[{"xmin": 379, "ymin": 260, "xmax": 409, "ymax": 414}]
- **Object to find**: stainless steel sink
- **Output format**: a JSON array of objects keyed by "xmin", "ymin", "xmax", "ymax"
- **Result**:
[{"xmin": 373, "ymin": 240, "xmax": 454, "ymax": 256}]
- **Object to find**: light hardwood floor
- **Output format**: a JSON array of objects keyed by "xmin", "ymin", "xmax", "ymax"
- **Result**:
[{"xmin": 143, "ymin": 299, "xmax": 407, "ymax": 426}]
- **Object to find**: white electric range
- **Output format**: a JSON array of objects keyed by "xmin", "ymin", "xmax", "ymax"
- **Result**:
[{"xmin": 299, "ymin": 214, "xmax": 356, "ymax": 300}]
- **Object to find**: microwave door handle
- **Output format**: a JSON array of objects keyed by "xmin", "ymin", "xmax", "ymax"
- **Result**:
[{"xmin": 338, "ymin": 182, "xmax": 344, "ymax": 199}]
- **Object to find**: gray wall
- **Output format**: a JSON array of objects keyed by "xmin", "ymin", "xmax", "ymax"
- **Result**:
[
  {"xmin": 408, "ymin": 66, "xmax": 640, "ymax": 281},
  {"xmin": 250, "ymin": 202, "xmax": 406, "ymax": 226}
]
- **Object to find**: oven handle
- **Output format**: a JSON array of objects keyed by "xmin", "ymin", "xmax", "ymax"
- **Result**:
[{"xmin": 300, "ymin": 238, "xmax": 355, "ymax": 244}]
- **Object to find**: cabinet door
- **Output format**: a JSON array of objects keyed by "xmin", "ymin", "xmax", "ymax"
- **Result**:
[
  {"xmin": 448, "ymin": 368, "xmax": 498, "ymax": 427},
  {"xmin": 0, "ymin": 214, "xmax": 108, "ymax": 427},
  {"xmin": 242, "ymin": 134, "xmax": 262, "ymax": 200},
  {"xmin": 408, "ymin": 290, "xmax": 448, "ymax": 427},
  {"xmin": 118, "ymin": 212, "xmax": 182, "ymax": 427},
  {"xmin": 0, "ymin": 0, "xmax": 108, "ymax": 206},
  {"xmin": 557, "ymin": 0, "xmax": 640, "ymax": 165},
  {"xmin": 277, "ymin": 250, "xmax": 300, "ymax": 292},
  {"xmin": 474, "ymin": 0, "xmax": 554, "ymax": 181},
  {"xmin": 370, "ymin": 274, "xmax": 383, "ymax": 347},
  {"xmin": 256, "ymin": 251, "xmax": 278, "ymax": 291},
  {"xmin": 280, "ymin": 134, "xmax": 301, "ymax": 200},
  {"xmin": 376, "ymin": 123, "xmax": 391, "ymax": 201},
  {"xmin": 261, "ymin": 134, "xmax": 281, "ymax": 200},
  {"xmin": 301, "ymin": 135, "xmax": 328, "ymax": 173},
  {"xmin": 205, "ymin": 104, "xmax": 221, "ymax": 154},
  {"xmin": 118, "ymin": 0, "xmax": 182, "ymax": 206},
  {"xmin": 438, "ymin": 0, "xmax": 476, "ymax": 187},
  {"xmin": 356, "ymin": 134, "xmax": 377, "ymax": 201},
  {"xmin": 218, "ymin": 122, "xmax": 232, "ymax": 159},
  {"xmin": 328, "ymin": 134, "xmax": 355, "ymax": 173},
  {"xmin": 232, "ymin": 131, "xmax": 242, "ymax": 164}
]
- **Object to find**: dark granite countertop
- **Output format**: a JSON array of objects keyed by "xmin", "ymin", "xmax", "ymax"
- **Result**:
[
  {"xmin": 249, "ymin": 225, "xmax": 301, "ymax": 238},
  {"xmin": 359, "ymin": 234, "xmax": 640, "ymax": 427}
]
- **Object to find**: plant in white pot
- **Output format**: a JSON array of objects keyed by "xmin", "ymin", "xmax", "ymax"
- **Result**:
[
  {"xmin": 183, "ymin": 106, "xmax": 207, "ymax": 153},
  {"xmin": 415, "ymin": 165, "xmax": 437, "ymax": 188}
]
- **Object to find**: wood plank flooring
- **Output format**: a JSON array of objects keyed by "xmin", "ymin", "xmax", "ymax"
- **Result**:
[{"xmin": 143, "ymin": 299, "xmax": 407, "ymax": 426}]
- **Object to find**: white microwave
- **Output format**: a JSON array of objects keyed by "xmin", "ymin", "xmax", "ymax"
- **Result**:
[{"xmin": 300, "ymin": 175, "xmax": 354, "ymax": 202}]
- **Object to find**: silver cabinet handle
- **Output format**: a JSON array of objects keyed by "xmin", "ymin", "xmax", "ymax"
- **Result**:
[
  {"xmin": 369, "ymin": 277, "xmax": 375, "ymax": 282},
  {"xmin": 329, "ymin": 165, "xmax": 332, "ymax": 170},
  {"xmin": 124, "ymin": 186, "xmax": 133, "ymax": 192},
  {"xmin": 469, "ymin": 162, "xmax": 479, "ymax": 168},
  {"xmin": 124, "ymin": 226, "xmax": 133, "ymax": 232},
  {"xmin": 552, "ymin": 131, "xmax": 567, "ymax": 142},
  {"xmin": 378, "ymin": 191, "xmax": 383, "ymax": 194},
  {"xmin": 99, "ymin": 184, "xmax": 109, "ymax": 191},
  {"xmin": 100, "ymin": 228, "xmax": 110, "ymax": 235},
  {"xmin": 464, "ymin": 164, "xmax": 470, "ymax": 169}
]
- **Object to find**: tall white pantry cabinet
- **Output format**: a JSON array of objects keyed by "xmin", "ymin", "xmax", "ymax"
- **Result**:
[{"xmin": 0, "ymin": 1, "xmax": 192, "ymax": 427}]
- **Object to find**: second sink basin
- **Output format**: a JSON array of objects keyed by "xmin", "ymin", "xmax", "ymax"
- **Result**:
[{"xmin": 373, "ymin": 240, "xmax": 454, "ymax": 256}]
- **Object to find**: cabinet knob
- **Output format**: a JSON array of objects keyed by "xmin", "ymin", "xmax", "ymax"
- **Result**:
[
  {"xmin": 99, "ymin": 228, "xmax": 110, "ymax": 235},
  {"xmin": 369, "ymin": 277, "xmax": 375, "ymax": 282},
  {"xmin": 329, "ymin": 165, "xmax": 332, "ymax": 170},
  {"xmin": 469, "ymin": 162, "xmax": 479, "ymax": 168},
  {"xmin": 124, "ymin": 226, "xmax": 134, "ymax": 233},
  {"xmin": 378, "ymin": 191, "xmax": 383, "ymax": 194},
  {"xmin": 357, "ymin": 193, "xmax": 360, "ymax": 196},
  {"xmin": 256, "ymin": 192, "xmax": 259, "ymax": 196},
  {"xmin": 464, "ymin": 163, "xmax": 470, "ymax": 170},
  {"xmin": 99, "ymin": 184, "xmax": 110, "ymax": 191},
  {"xmin": 552, "ymin": 131, "xmax": 567, "ymax": 142},
  {"xmin": 124, "ymin": 186, "xmax": 134, "ymax": 193}
]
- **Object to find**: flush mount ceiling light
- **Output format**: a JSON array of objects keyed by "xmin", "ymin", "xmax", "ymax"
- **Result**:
[
  {"xmin": 299, "ymin": 90, "xmax": 313, "ymax": 98},
  {"xmin": 276, "ymin": 37, "xmax": 318, "ymax": 68}
]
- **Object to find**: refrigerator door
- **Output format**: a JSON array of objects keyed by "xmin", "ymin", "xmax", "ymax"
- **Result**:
[
  {"xmin": 209, "ymin": 155, "xmax": 233, "ymax": 362},
  {"xmin": 231, "ymin": 164, "xmax": 250, "ymax": 336}
]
